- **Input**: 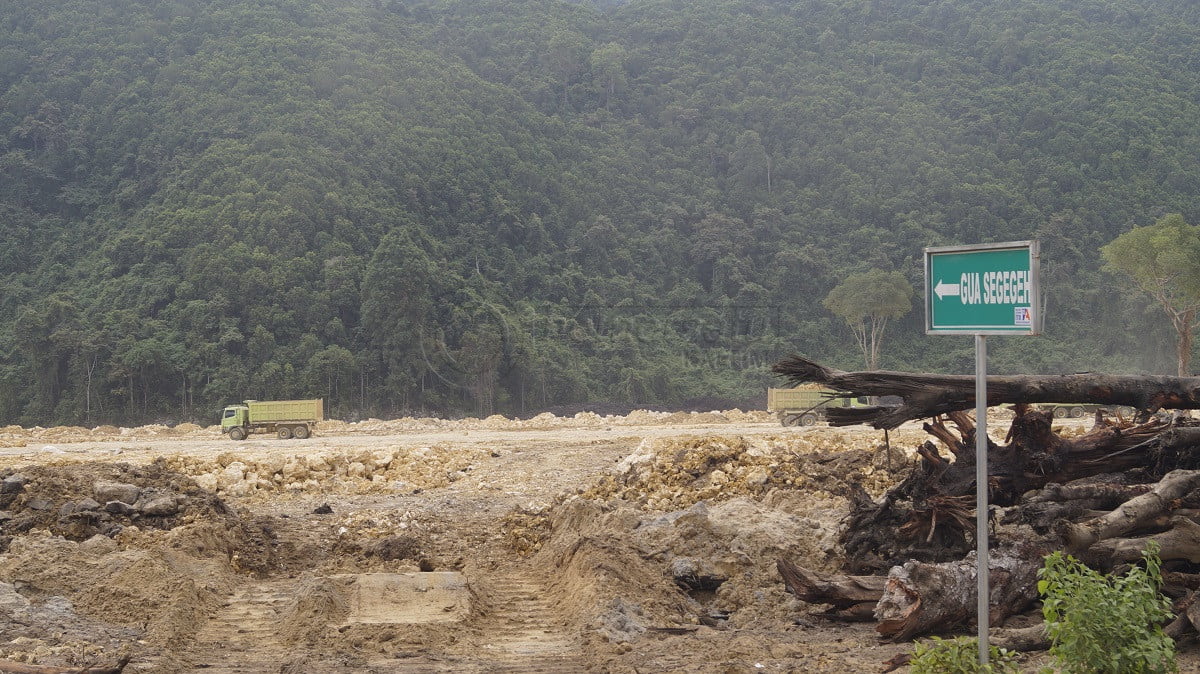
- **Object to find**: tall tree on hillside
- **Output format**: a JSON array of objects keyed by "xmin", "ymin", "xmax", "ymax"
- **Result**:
[
  {"xmin": 1101, "ymin": 213, "xmax": 1200, "ymax": 376},
  {"xmin": 590, "ymin": 42, "xmax": 626, "ymax": 109},
  {"xmin": 823, "ymin": 270, "xmax": 913, "ymax": 370},
  {"xmin": 544, "ymin": 32, "xmax": 587, "ymax": 108}
]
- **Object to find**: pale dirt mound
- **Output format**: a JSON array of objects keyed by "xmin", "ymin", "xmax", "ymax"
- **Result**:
[
  {"xmin": 0, "ymin": 532, "xmax": 231, "ymax": 668},
  {"xmin": 0, "ymin": 533, "xmax": 226, "ymax": 667},
  {"xmin": 499, "ymin": 506, "xmax": 553, "ymax": 556},
  {"xmin": 489, "ymin": 431, "xmax": 914, "ymax": 663},
  {"xmin": 278, "ymin": 572, "xmax": 474, "ymax": 657},
  {"xmin": 278, "ymin": 573, "xmax": 352, "ymax": 645},
  {"xmin": 514, "ymin": 500, "xmax": 697, "ymax": 642},
  {"xmin": 0, "ymin": 462, "xmax": 327, "ymax": 670}
]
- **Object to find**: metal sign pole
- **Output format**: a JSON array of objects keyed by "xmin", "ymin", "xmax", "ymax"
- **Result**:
[
  {"xmin": 924, "ymin": 240, "xmax": 1039, "ymax": 666},
  {"xmin": 975, "ymin": 333, "xmax": 989, "ymax": 664}
]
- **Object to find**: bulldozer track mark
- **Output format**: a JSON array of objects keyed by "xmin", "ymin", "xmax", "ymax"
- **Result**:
[{"xmin": 184, "ymin": 580, "xmax": 295, "ymax": 673}]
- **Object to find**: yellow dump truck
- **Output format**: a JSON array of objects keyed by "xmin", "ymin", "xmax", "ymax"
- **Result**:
[
  {"xmin": 220, "ymin": 399, "xmax": 324, "ymax": 440},
  {"xmin": 767, "ymin": 387, "xmax": 871, "ymax": 426}
]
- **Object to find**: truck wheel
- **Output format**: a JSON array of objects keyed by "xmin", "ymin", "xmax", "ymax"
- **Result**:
[
  {"xmin": 293, "ymin": 425, "xmax": 310, "ymax": 439},
  {"xmin": 277, "ymin": 426, "xmax": 293, "ymax": 440},
  {"xmin": 1069, "ymin": 406, "xmax": 1086, "ymax": 418},
  {"xmin": 1052, "ymin": 407, "xmax": 1068, "ymax": 418},
  {"xmin": 228, "ymin": 427, "xmax": 246, "ymax": 441},
  {"xmin": 799, "ymin": 413, "xmax": 819, "ymax": 427}
]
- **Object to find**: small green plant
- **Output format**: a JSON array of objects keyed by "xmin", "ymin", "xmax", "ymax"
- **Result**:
[
  {"xmin": 1038, "ymin": 541, "xmax": 1176, "ymax": 673},
  {"xmin": 909, "ymin": 636, "xmax": 1019, "ymax": 674}
]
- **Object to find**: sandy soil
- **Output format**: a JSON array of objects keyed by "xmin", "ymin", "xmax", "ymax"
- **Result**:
[{"xmin": 0, "ymin": 412, "xmax": 1192, "ymax": 672}]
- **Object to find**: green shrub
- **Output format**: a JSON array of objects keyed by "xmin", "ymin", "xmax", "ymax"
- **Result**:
[
  {"xmin": 909, "ymin": 636, "xmax": 1019, "ymax": 674},
  {"xmin": 1038, "ymin": 541, "xmax": 1176, "ymax": 673}
]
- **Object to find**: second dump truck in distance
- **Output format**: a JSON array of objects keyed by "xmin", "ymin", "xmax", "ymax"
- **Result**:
[
  {"xmin": 220, "ymin": 399, "xmax": 324, "ymax": 440},
  {"xmin": 766, "ymin": 387, "xmax": 871, "ymax": 426}
]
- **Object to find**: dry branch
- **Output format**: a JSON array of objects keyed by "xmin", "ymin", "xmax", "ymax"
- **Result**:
[{"xmin": 777, "ymin": 559, "xmax": 884, "ymax": 621}]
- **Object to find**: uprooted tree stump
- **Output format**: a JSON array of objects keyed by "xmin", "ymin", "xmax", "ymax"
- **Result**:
[
  {"xmin": 773, "ymin": 356, "xmax": 1200, "ymax": 646},
  {"xmin": 780, "ymin": 542, "xmax": 1044, "ymax": 641}
]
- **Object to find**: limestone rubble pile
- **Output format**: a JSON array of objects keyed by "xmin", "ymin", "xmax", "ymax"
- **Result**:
[
  {"xmin": 160, "ymin": 445, "xmax": 487, "ymax": 496},
  {"xmin": 582, "ymin": 431, "xmax": 917, "ymax": 512}
]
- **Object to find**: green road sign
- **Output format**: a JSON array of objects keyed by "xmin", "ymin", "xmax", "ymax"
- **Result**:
[{"xmin": 924, "ymin": 241, "xmax": 1041, "ymax": 335}]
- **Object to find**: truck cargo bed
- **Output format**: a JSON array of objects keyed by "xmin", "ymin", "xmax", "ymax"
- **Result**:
[{"xmin": 246, "ymin": 399, "xmax": 324, "ymax": 422}]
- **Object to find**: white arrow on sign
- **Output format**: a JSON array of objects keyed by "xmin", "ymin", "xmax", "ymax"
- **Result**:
[{"xmin": 934, "ymin": 279, "xmax": 960, "ymax": 300}]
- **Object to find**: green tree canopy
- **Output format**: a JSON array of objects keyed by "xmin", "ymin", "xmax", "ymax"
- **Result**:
[
  {"xmin": 1101, "ymin": 213, "xmax": 1200, "ymax": 376},
  {"xmin": 823, "ymin": 270, "xmax": 913, "ymax": 370},
  {"xmin": 2, "ymin": 0, "xmax": 1200, "ymax": 425}
]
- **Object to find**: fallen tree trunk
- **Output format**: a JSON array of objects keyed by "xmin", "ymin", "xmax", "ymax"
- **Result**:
[
  {"xmin": 989, "ymin": 624, "xmax": 1050, "ymax": 652},
  {"xmin": 880, "ymin": 624, "xmax": 1051, "ymax": 672},
  {"xmin": 1085, "ymin": 516, "xmax": 1200, "ymax": 566},
  {"xmin": 770, "ymin": 357, "xmax": 1200, "ymax": 643},
  {"xmin": 771, "ymin": 355, "xmax": 1200, "ymax": 429}
]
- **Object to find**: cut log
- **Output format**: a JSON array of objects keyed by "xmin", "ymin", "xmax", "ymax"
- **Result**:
[
  {"xmin": 989, "ymin": 624, "xmax": 1050, "ymax": 652},
  {"xmin": 1024, "ymin": 480, "xmax": 1152, "ymax": 505},
  {"xmin": 1085, "ymin": 516, "xmax": 1200, "ymax": 566},
  {"xmin": 0, "ymin": 655, "xmax": 130, "ymax": 674},
  {"xmin": 1006, "ymin": 478, "xmax": 1154, "ymax": 532},
  {"xmin": 1166, "ymin": 590, "xmax": 1200, "ymax": 639},
  {"xmin": 874, "ymin": 543, "xmax": 1045, "ymax": 641},
  {"xmin": 771, "ymin": 355, "xmax": 1200, "ymax": 429},
  {"xmin": 1058, "ymin": 470, "xmax": 1200, "ymax": 551},
  {"xmin": 1163, "ymin": 571, "xmax": 1200, "ymax": 592}
]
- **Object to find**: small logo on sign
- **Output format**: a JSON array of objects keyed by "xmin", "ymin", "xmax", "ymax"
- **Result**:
[{"xmin": 1014, "ymin": 307, "xmax": 1032, "ymax": 326}]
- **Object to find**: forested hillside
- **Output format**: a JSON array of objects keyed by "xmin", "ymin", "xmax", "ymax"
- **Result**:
[{"xmin": 2, "ymin": 0, "xmax": 1199, "ymax": 425}]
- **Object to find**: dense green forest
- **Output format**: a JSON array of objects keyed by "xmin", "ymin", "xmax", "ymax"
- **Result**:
[{"xmin": 2, "ymin": 0, "xmax": 1200, "ymax": 425}]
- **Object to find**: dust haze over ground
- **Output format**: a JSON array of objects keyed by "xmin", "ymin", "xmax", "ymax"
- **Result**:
[{"xmin": 0, "ymin": 411, "xmax": 1186, "ymax": 672}]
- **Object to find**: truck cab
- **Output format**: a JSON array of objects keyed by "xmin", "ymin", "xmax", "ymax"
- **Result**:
[{"xmin": 220, "ymin": 404, "xmax": 249, "ymax": 432}]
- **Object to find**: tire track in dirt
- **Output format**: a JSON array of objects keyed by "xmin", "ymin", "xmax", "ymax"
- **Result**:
[
  {"xmin": 362, "ymin": 568, "xmax": 581, "ymax": 673},
  {"xmin": 472, "ymin": 569, "xmax": 580, "ymax": 673},
  {"xmin": 184, "ymin": 579, "xmax": 295, "ymax": 672}
]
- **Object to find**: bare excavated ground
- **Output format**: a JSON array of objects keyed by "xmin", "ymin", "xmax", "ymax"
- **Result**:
[{"xmin": 0, "ymin": 412, "xmax": 1190, "ymax": 673}]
